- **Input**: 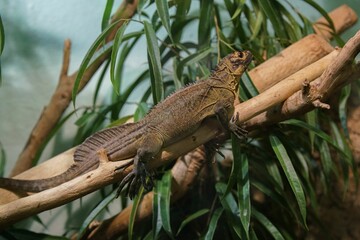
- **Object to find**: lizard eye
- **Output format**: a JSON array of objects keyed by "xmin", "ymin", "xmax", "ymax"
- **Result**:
[{"xmin": 238, "ymin": 51, "xmax": 244, "ymax": 59}]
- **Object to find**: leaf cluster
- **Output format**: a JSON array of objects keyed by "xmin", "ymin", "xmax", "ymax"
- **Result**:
[{"xmin": 1, "ymin": 0, "xmax": 356, "ymax": 239}]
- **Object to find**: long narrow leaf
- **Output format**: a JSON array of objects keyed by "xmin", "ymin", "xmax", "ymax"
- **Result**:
[
  {"xmin": 281, "ymin": 119, "xmax": 353, "ymax": 163},
  {"xmin": 338, "ymin": 85, "xmax": 351, "ymax": 138},
  {"xmin": 198, "ymin": 0, "xmax": 213, "ymax": 50},
  {"xmin": 176, "ymin": 47, "xmax": 212, "ymax": 81},
  {"xmin": 72, "ymin": 19, "xmax": 124, "ymax": 107},
  {"xmin": 101, "ymin": 0, "xmax": 114, "ymax": 31},
  {"xmin": 232, "ymin": 137, "xmax": 251, "ymax": 236},
  {"xmin": 176, "ymin": 209, "xmax": 209, "ymax": 236},
  {"xmin": 144, "ymin": 21, "xmax": 164, "ymax": 103},
  {"xmin": 110, "ymin": 23, "xmax": 128, "ymax": 95},
  {"xmin": 216, "ymin": 182, "xmax": 246, "ymax": 239},
  {"xmin": 77, "ymin": 190, "xmax": 116, "ymax": 239},
  {"xmin": 156, "ymin": 0, "xmax": 173, "ymax": 43},
  {"xmin": 157, "ymin": 171, "xmax": 174, "ymax": 238},
  {"xmin": 252, "ymin": 207, "xmax": 285, "ymax": 240},
  {"xmin": 257, "ymin": 0, "xmax": 287, "ymax": 41},
  {"xmin": 204, "ymin": 208, "xmax": 224, "ymax": 240},
  {"xmin": 269, "ymin": 134, "xmax": 307, "ymax": 227},
  {"xmin": 129, "ymin": 186, "xmax": 145, "ymax": 239}
]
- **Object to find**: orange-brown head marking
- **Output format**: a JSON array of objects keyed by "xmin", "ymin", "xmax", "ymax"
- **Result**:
[
  {"xmin": 222, "ymin": 50, "xmax": 252, "ymax": 75},
  {"xmin": 214, "ymin": 50, "xmax": 252, "ymax": 90}
]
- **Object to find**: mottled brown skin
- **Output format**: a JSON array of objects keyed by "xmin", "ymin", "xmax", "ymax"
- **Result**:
[{"xmin": 0, "ymin": 50, "xmax": 252, "ymax": 198}]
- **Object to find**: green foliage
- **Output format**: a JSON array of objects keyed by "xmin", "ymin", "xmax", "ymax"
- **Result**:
[{"xmin": 3, "ymin": 0, "xmax": 356, "ymax": 239}]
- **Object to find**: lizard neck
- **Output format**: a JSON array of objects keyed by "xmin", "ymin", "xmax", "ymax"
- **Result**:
[{"xmin": 209, "ymin": 67, "xmax": 240, "ymax": 92}]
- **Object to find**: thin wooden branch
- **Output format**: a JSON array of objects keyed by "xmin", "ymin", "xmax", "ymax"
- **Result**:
[{"xmin": 11, "ymin": 0, "xmax": 139, "ymax": 177}]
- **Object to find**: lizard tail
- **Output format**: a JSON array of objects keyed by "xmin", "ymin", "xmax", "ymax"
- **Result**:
[
  {"xmin": 0, "ymin": 163, "xmax": 84, "ymax": 192},
  {"xmin": 0, "ymin": 122, "xmax": 140, "ymax": 193}
]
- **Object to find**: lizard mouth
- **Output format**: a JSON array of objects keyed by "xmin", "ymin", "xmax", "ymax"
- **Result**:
[{"xmin": 241, "ymin": 50, "xmax": 253, "ymax": 65}]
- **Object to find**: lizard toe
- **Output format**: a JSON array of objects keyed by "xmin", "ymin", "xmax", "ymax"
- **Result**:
[
  {"xmin": 116, "ymin": 171, "xmax": 135, "ymax": 198},
  {"xmin": 128, "ymin": 175, "xmax": 141, "ymax": 199}
]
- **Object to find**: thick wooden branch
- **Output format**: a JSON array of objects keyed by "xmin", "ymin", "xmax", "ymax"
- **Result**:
[
  {"xmin": 234, "ymin": 49, "xmax": 341, "ymax": 123},
  {"xmin": 313, "ymin": 4, "xmax": 358, "ymax": 40},
  {"xmin": 11, "ymin": 0, "xmax": 139, "ymax": 177}
]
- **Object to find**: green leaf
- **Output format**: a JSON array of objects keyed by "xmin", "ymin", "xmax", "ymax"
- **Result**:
[
  {"xmin": 153, "ymin": 183, "xmax": 162, "ymax": 239},
  {"xmin": 156, "ymin": 0, "xmax": 173, "ymax": 42},
  {"xmin": 240, "ymin": 72, "xmax": 259, "ymax": 100},
  {"xmin": 249, "ymin": 10, "xmax": 264, "ymax": 41},
  {"xmin": 129, "ymin": 186, "xmax": 145, "ymax": 240},
  {"xmin": 110, "ymin": 23, "xmax": 128, "ymax": 95},
  {"xmin": 237, "ymin": 152, "xmax": 251, "ymax": 237},
  {"xmin": 101, "ymin": 0, "xmax": 114, "ymax": 31},
  {"xmin": 198, "ymin": 0, "xmax": 213, "ymax": 49},
  {"xmin": 317, "ymin": 139, "xmax": 334, "ymax": 187},
  {"xmin": 229, "ymin": 0, "xmax": 245, "ymax": 20},
  {"xmin": 338, "ymin": 85, "xmax": 351, "ymax": 138},
  {"xmin": 34, "ymin": 109, "xmax": 78, "ymax": 164},
  {"xmin": 72, "ymin": 19, "xmax": 125, "ymax": 107},
  {"xmin": 93, "ymin": 59, "xmax": 110, "ymax": 107},
  {"xmin": 281, "ymin": 119, "xmax": 353, "ymax": 163},
  {"xmin": 252, "ymin": 207, "xmax": 285, "ymax": 240},
  {"xmin": 144, "ymin": 20, "xmax": 164, "ymax": 103},
  {"xmin": 176, "ymin": 209, "xmax": 209, "ymax": 236},
  {"xmin": 216, "ymin": 182, "xmax": 246, "ymax": 239},
  {"xmin": 134, "ymin": 102, "xmax": 150, "ymax": 121},
  {"xmin": 304, "ymin": 0, "xmax": 335, "ymax": 33},
  {"xmin": 176, "ymin": 47, "xmax": 213, "ymax": 82},
  {"xmin": 305, "ymin": 110, "xmax": 317, "ymax": 151},
  {"xmin": 203, "ymin": 208, "xmax": 224, "ymax": 240},
  {"xmin": 157, "ymin": 171, "xmax": 174, "ymax": 238},
  {"xmin": 269, "ymin": 134, "xmax": 307, "ymax": 227},
  {"xmin": 266, "ymin": 162, "xmax": 284, "ymax": 190},
  {"xmin": 77, "ymin": 190, "xmax": 116, "ymax": 239},
  {"xmin": 3, "ymin": 229, "xmax": 67, "ymax": 240},
  {"xmin": 231, "ymin": 136, "xmax": 251, "ymax": 236},
  {"xmin": 258, "ymin": 0, "xmax": 287, "ymax": 42}
]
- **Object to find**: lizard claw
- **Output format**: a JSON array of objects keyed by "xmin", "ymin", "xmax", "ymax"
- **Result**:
[
  {"xmin": 115, "ymin": 161, "xmax": 154, "ymax": 199},
  {"xmin": 229, "ymin": 112, "xmax": 248, "ymax": 139}
]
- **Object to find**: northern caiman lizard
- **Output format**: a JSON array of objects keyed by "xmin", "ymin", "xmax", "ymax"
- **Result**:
[{"xmin": 0, "ymin": 50, "xmax": 252, "ymax": 198}]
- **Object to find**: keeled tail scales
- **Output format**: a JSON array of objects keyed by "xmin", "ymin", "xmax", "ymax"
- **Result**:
[{"xmin": 0, "ymin": 50, "xmax": 252, "ymax": 199}]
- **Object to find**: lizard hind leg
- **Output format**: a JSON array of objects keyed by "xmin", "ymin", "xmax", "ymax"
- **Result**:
[{"xmin": 116, "ymin": 134, "xmax": 163, "ymax": 199}]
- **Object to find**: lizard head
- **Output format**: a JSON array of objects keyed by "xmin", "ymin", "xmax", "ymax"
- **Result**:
[
  {"xmin": 214, "ymin": 50, "xmax": 252, "ymax": 90},
  {"xmin": 223, "ymin": 50, "xmax": 252, "ymax": 76}
]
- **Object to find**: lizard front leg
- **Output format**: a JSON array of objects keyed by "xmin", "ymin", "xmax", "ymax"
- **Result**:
[
  {"xmin": 214, "ymin": 99, "xmax": 247, "ymax": 139},
  {"xmin": 116, "ymin": 134, "xmax": 163, "ymax": 198}
]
